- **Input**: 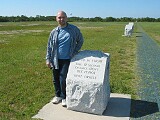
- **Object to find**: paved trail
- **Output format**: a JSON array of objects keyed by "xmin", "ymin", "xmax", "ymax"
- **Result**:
[{"xmin": 131, "ymin": 24, "xmax": 160, "ymax": 120}]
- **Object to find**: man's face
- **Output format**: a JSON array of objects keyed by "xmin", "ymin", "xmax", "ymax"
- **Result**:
[{"xmin": 56, "ymin": 12, "xmax": 67, "ymax": 27}]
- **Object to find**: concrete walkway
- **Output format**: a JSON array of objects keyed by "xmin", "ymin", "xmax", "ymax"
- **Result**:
[{"xmin": 32, "ymin": 93, "xmax": 131, "ymax": 120}]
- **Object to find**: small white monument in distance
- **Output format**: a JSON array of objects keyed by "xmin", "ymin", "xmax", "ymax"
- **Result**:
[
  {"xmin": 66, "ymin": 50, "xmax": 110, "ymax": 115},
  {"xmin": 123, "ymin": 22, "xmax": 134, "ymax": 37}
]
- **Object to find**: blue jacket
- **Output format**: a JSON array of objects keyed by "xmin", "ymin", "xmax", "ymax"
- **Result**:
[{"xmin": 46, "ymin": 23, "xmax": 84, "ymax": 69}]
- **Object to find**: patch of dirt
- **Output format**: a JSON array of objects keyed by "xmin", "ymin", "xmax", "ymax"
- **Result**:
[
  {"xmin": 0, "ymin": 30, "xmax": 45, "ymax": 35},
  {"xmin": 154, "ymin": 35, "xmax": 160, "ymax": 42}
]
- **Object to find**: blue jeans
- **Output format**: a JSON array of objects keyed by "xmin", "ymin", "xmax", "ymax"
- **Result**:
[{"xmin": 52, "ymin": 59, "xmax": 70, "ymax": 99}]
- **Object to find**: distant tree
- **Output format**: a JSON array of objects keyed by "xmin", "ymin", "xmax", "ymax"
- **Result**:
[
  {"xmin": 156, "ymin": 18, "xmax": 160, "ymax": 22},
  {"xmin": 46, "ymin": 16, "xmax": 56, "ymax": 21},
  {"xmin": 105, "ymin": 17, "xmax": 116, "ymax": 22},
  {"xmin": 120, "ymin": 17, "xmax": 133, "ymax": 22},
  {"xmin": 20, "ymin": 15, "xmax": 29, "ymax": 21},
  {"xmin": 0, "ymin": 15, "xmax": 160, "ymax": 22},
  {"xmin": 94, "ymin": 17, "xmax": 103, "ymax": 22},
  {"xmin": 29, "ymin": 16, "xmax": 36, "ymax": 21},
  {"xmin": 0, "ymin": 16, "xmax": 9, "ymax": 22}
]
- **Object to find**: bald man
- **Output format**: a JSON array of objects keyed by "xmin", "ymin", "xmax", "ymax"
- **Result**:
[{"xmin": 46, "ymin": 11, "xmax": 84, "ymax": 107}]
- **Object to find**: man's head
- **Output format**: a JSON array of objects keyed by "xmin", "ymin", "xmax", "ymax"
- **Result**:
[{"xmin": 56, "ymin": 11, "xmax": 67, "ymax": 27}]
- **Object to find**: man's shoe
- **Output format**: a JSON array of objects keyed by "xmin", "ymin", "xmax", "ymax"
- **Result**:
[
  {"xmin": 62, "ymin": 99, "xmax": 67, "ymax": 107},
  {"xmin": 51, "ymin": 96, "xmax": 62, "ymax": 104}
]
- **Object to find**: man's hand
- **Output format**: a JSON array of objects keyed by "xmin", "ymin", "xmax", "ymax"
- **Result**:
[
  {"xmin": 46, "ymin": 61, "xmax": 52, "ymax": 69},
  {"xmin": 46, "ymin": 63, "xmax": 51, "ymax": 68}
]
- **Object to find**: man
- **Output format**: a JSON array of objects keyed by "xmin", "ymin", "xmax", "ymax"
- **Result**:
[{"xmin": 46, "ymin": 11, "xmax": 84, "ymax": 107}]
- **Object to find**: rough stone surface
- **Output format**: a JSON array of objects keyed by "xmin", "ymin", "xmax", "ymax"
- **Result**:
[
  {"xmin": 124, "ymin": 22, "xmax": 134, "ymax": 37},
  {"xmin": 66, "ymin": 50, "xmax": 110, "ymax": 115}
]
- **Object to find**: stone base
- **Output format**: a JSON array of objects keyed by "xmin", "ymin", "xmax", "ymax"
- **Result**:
[{"xmin": 32, "ymin": 93, "xmax": 131, "ymax": 120}]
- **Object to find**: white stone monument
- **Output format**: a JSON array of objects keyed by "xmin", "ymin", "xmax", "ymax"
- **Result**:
[
  {"xmin": 123, "ymin": 22, "xmax": 134, "ymax": 37},
  {"xmin": 66, "ymin": 50, "xmax": 110, "ymax": 115}
]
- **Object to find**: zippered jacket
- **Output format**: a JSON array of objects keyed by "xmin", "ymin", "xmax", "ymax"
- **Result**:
[{"xmin": 46, "ymin": 23, "xmax": 84, "ymax": 69}]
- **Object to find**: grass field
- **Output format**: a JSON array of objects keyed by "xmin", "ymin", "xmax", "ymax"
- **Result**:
[
  {"xmin": 138, "ymin": 22, "xmax": 160, "ymax": 45},
  {"xmin": 0, "ymin": 21, "xmax": 146, "ymax": 119}
]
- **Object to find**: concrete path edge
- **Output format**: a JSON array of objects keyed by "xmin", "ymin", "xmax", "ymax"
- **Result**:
[{"xmin": 32, "ymin": 93, "xmax": 131, "ymax": 120}]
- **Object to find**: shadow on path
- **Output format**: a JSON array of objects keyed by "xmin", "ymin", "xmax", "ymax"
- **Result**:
[
  {"xmin": 130, "ymin": 99, "xmax": 159, "ymax": 118},
  {"xmin": 103, "ymin": 97, "xmax": 131, "ymax": 117}
]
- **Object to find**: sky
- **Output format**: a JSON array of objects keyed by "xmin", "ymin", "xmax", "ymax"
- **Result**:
[{"xmin": 0, "ymin": 0, "xmax": 160, "ymax": 18}]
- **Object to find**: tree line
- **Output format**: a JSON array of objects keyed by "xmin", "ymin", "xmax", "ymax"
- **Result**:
[{"xmin": 0, "ymin": 15, "xmax": 160, "ymax": 22}]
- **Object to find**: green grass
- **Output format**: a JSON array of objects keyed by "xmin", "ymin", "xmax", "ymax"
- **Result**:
[
  {"xmin": 0, "ymin": 21, "xmax": 137, "ymax": 119},
  {"xmin": 79, "ymin": 22, "xmax": 137, "ymax": 95},
  {"xmin": 138, "ymin": 22, "xmax": 160, "ymax": 45}
]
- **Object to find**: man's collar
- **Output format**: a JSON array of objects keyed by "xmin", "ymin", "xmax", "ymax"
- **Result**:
[{"xmin": 56, "ymin": 23, "xmax": 70, "ymax": 31}]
